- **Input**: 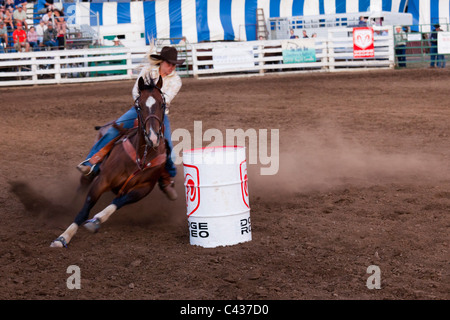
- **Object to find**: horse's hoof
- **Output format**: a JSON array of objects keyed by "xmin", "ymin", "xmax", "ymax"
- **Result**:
[
  {"xmin": 50, "ymin": 236, "xmax": 67, "ymax": 248},
  {"xmin": 84, "ymin": 218, "xmax": 101, "ymax": 233}
]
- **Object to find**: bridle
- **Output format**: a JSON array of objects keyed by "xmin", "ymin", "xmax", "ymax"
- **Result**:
[{"xmin": 134, "ymin": 84, "xmax": 166, "ymax": 149}]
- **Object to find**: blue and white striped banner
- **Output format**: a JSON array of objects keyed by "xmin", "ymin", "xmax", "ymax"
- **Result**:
[
  {"xmin": 37, "ymin": 0, "xmax": 448, "ymax": 43},
  {"xmin": 408, "ymin": 0, "xmax": 450, "ymax": 31}
]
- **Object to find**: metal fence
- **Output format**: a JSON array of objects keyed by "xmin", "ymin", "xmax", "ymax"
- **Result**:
[{"xmin": 393, "ymin": 24, "xmax": 449, "ymax": 69}]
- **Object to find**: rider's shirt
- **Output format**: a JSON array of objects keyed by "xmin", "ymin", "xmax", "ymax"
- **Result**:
[{"xmin": 132, "ymin": 65, "xmax": 182, "ymax": 113}]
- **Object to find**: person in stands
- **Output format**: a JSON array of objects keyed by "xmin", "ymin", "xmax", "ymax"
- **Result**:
[
  {"xmin": 35, "ymin": 19, "xmax": 46, "ymax": 46},
  {"xmin": 12, "ymin": 21, "xmax": 30, "ymax": 51},
  {"xmin": 27, "ymin": 25, "xmax": 38, "ymax": 50},
  {"xmin": 0, "ymin": 19, "xmax": 8, "ymax": 52},
  {"xmin": 3, "ymin": 3, "xmax": 14, "ymax": 29},
  {"xmin": 12, "ymin": 3, "xmax": 27, "ymax": 29},
  {"xmin": 43, "ymin": 22, "xmax": 57, "ymax": 48}
]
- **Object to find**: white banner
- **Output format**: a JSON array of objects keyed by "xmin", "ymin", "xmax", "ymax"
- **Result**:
[
  {"xmin": 212, "ymin": 44, "xmax": 254, "ymax": 70},
  {"xmin": 438, "ymin": 32, "xmax": 450, "ymax": 54}
]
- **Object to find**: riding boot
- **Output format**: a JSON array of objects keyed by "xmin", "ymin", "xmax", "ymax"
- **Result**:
[
  {"xmin": 159, "ymin": 169, "xmax": 178, "ymax": 201},
  {"xmin": 76, "ymin": 161, "xmax": 98, "ymax": 177}
]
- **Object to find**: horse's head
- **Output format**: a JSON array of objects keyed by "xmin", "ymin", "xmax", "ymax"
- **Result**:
[{"xmin": 136, "ymin": 76, "xmax": 165, "ymax": 148}]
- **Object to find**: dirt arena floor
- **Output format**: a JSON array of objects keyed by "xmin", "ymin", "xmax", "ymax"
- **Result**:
[{"xmin": 0, "ymin": 69, "xmax": 449, "ymax": 301}]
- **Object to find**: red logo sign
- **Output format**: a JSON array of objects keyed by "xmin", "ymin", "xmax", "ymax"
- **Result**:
[
  {"xmin": 184, "ymin": 164, "xmax": 200, "ymax": 216},
  {"xmin": 240, "ymin": 160, "xmax": 249, "ymax": 209},
  {"xmin": 353, "ymin": 27, "xmax": 374, "ymax": 58}
]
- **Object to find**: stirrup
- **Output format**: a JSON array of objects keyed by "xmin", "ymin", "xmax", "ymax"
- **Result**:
[{"xmin": 77, "ymin": 159, "xmax": 96, "ymax": 176}]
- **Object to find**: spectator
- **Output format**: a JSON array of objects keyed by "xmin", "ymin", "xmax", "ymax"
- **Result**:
[
  {"xmin": 53, "ymin": 8, "xmax": 65, "ymax": 48},
  {"xmin": 0, "ymin": 19, "xmax": 8, "ymax": 52},
  {"xmin": 112, "ymin": 36, "xmax": 123, "ymax": 47},
  {"xmin": 14, "ymin": 0, "xmax": 27, "ymax": 9},
  {"xmin": 3, "ymin": 4, "xmax": 13, "ymax": 29},
  {"xmin": 12, "ymin": 3, "xmax": 27, "ymax": 29},
  {"xmin": 433, "ymin": 25, "xmax": 446, "ymax": 68},
  {"xmin": 358, "ymin": 16, "xmax": 367, "ymax": 27},
  {"xmin": 0, "ymin": 5, "xmax": 5, "ymax": 20},
  {"xmin": 35, "ymin": 18, "xmax": 46, "ymax": 45},
  {"xmin": 27, "ymin": 24, "xmax": 38, "ymax": 50},
  {"xmin": 289, "ymin": 28, "xmax": 295, "ymax": 39},
  {"xmin": 429, "ymin": 24, "xmax": 443, "ymax": 68},
  {"xmin": 38, "ymin": 0, "xmax": 54, "ymax": 14},
  {"xmin": 41, "ymin": 8, "xmax": 53, "ymax": 26},
  {"xmin": 394, "ymin": 26, "xmax": 407, "ymax": 68},
  {"xmin": 12, "ymin": 21, "xmax": 29, "ymax": 51},
  {"xmin": 312, "ymin": 33, "xmax": 317, "ymax": 38},
  {"xmin": 302, "ymin": 30, "xmax": 308, "ymax": 38},
  {"xmin": 43, "ymin": 22, "xmax": 57, "ymax": 48},
  {"xmin": 4, "ymin": 0, "xmax": 14, "ymax": 12}
]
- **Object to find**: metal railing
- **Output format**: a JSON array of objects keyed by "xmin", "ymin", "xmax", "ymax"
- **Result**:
[{"xmin": 393, "ymin": 24, "xmax": 449, "ymax": 68}]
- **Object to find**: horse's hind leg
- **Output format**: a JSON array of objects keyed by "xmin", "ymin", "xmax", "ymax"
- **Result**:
[{"xmin": 84, "ymin": 184, "xmax": 155, "ymax": 232}]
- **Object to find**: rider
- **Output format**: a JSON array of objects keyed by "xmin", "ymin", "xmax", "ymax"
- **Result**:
[{"xmin": 77, "ymin": 46, "xmax": 185, "ymax": 201}]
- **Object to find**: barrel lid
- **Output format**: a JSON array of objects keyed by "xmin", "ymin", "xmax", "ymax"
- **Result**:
[{"xmin": 183, "ymin": 145, "xmax": 244, "ymax": 155}]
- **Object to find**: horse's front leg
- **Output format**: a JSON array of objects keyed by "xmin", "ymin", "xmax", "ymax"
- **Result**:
[
  {"xmin": 84, "ymin": 182, "xmax": 156, "ymax": 233},
  {"xmin": 50, "ymin": 178, "xmax": 110, "ymax": 248}
]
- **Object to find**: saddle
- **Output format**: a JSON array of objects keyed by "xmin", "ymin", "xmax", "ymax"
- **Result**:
[
  {"xmin": 89, "ymin": 121, "xmax": 138, "ymax": 165},
  {"xmin": 90, "ymin": 120, "xmax": 166, "ymax": 170}
]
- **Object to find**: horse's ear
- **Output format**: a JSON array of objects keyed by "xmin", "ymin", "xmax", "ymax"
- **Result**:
[
  {"xmin": 138, "ymin": 77, "xmax": 146, "ymax": 92},
  {"xmin": 156, "ymin": 76, "xmax": 163, "ymax": 89}
]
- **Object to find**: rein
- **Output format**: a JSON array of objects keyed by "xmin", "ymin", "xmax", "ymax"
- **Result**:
[
  {"xmin": 134, "ymin": 84, "xmax": 167, "ymax": 150},
  {"xmin": 117, "ymin": 84, "xmax": 167, "ymax": 196}
]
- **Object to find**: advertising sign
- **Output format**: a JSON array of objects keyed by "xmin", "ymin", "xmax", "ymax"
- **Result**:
[
  {"xmin": 281, "ymin": 39, "xmax": 316, "ymax": 63},
  {"xmin": 438, "ymin": 32, "xmax": 450, "ymax": 54},
  {"xmin": 353, "ymin": 27, "xmax": 375, "ymax": 58}
]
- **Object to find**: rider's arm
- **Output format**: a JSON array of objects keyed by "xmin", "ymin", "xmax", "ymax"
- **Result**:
[{"xmin": 162, "ymin": 73, "xmax": 182, "ymax": 106}]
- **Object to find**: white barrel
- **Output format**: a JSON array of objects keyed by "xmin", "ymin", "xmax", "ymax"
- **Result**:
[{"xmin": 183, "ymin": 146, "xmax": 251, "ymax": 248}]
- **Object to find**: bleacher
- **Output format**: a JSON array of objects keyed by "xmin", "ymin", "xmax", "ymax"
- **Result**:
[
  {"xmin": 2, "ymin": 2, "xmax": 40, "ymax": 53},
  {"xmin": 1, "ymin": 1, "xmax": 97, "ymax": 53}
]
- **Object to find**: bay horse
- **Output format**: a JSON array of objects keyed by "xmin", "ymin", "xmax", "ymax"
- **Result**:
[{"xmin": 50, "ymin": 76, "xmax": 167, "ymax": 248}]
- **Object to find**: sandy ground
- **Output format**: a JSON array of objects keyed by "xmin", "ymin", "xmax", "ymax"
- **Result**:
[{"xmin": 0, "ymin": 69, "xmax": 449, "ymax": 301}]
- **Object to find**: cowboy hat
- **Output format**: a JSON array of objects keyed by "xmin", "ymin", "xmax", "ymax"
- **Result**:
[{"xmin": 151, "ymin": 46, "xmax": 185, "ymax": 65}]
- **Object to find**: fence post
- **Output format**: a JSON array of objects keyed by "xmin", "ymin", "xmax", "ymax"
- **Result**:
[
  {"xmin": 328, "ymin": 29, "xmax": 335, "ymax": 71},
  {"xmin": 388, "ymin": 27, "xmax": 395, "ymax": 68},
  {"xmin": 55, "ymin": 55, "xmax": 61, "ymax": 84},
  {"xmin": 191, "ymin": 44, "xmax": 198, "ymax": 79},
  {"xmin": 259, "ymin": 42, "xmax": 265, "ymax": 75},
  {"xmin": 31, "ymin": 56, "xmax": 37, "ymax": 84},
  {"xmin": 126, "ymin": 50, "xmax": 133, "ymax": 79}
]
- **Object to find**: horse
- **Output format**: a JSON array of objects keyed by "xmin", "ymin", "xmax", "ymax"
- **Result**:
[{"xmin": 50, "ymin": 76, "xmax": 167, "ymax": 248}]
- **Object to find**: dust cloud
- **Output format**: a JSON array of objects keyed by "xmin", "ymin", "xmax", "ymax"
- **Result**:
[
  {"xmin": 8, "ymin": 171, "xmax": 187, "ymax": 228},
  {"xmin": 248, "ymin": 126, "xmax": 448, "ymax": 198}
]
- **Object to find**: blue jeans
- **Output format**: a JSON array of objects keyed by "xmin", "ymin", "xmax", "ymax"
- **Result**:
[
  {"xmin": 45, "ymin": 40, "xmax": 58, "ymax": 48},
  {"xmin": 29, "ymin": 41, "xmax": 39, "ymax": 51},
  {"xmin": 437, "ymin": 54, "xmax": 446, "ymax": 68},
  {"xmin": 395, "ymin": 45, "xmax": 406, "ymax": 67},
  {"xmin": 84, "ymin": 107, "xmax": 176, "ymax": 177},
  {"xmin": 430, "ymin": 46, "xmax": 437, "ymax": 67}
]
